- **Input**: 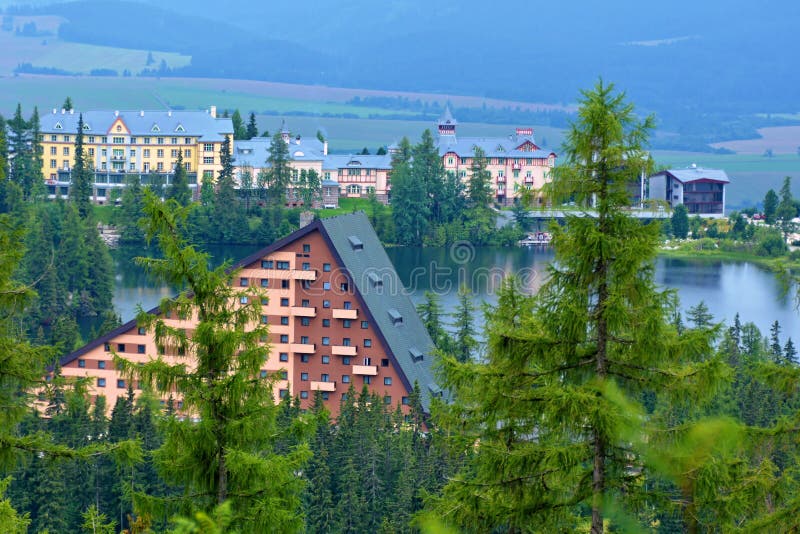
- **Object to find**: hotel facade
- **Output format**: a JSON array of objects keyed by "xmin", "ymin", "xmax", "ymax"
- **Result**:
[{"xmin": 57, "ymin": 213, "xmax": 440, "ymax": 416}]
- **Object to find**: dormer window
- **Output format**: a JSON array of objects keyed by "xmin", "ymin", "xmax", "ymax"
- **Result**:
[
  {"xmin": 54, "ymin": 122, "xmax": 62, "ymax": 130},
  {"xmin": 175, "ymin": 124, "xmax": 185, "ymax": 132},
  {"xmin": 388, "ymin": 308, "xmax": 403, "ymax": 326},
  {"xmin": 83, "ymin": 123, "xmax": 91, "ymax": 130},
  {"xmin": 348, "ymin": 236, "xmax": 363, "ymax": 251},
  {"xmin": 151, "ymin": 124, "xmax": 160, "ymax": 132}
]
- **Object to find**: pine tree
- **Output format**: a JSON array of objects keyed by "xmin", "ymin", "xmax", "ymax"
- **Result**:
[
  {"xmin": 166, "ymin": 149, "xmax": 191, "ymax": 206},
  {"xmin": 451, "ymin": 285, "xmax": 476, "ymax": 363},
  {"xmin": 116, "ymin": 194, "xmax": 312, "ymax": 532},
  {"xmin": 412, "ymin": 129, "xmax": 444, "ymax": 223},
  {"xmin": 246, "ymin": 112, "xmax": 258, "ymax": 140},
  {"xmin": 69, "ymin": 114, "xmax": 94, "ymax": 219},
  {"xmin": 426, "ymin": 81, "xmax": 723, "ymax": 532},
  {"xmin": 7, "ymin": 104, "xmax": 30, "ymax": 194},
  {"xmin": 63, "ymin": 96, "xmax": 74, "ymax": 111}
]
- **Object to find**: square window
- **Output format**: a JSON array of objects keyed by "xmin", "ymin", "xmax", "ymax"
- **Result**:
[
  {"xmin": 240, "ymin": 277, "xmax": 248, "ymax": 287},
  {"xmin": 260, "ymin": 370, "xmax": 268, "ymax": 378},
  {"xmin": 321, "ymin": 373, "xmax": 330, "ymax": 382},
  {"xmin": 342, "ymin": 375, "xmax": 350, "ymax": 383},
  {"xmin": 363, "ymin": 376, "xmax": 371, "ymax": 385},
  {"xmin": 323, "ymin": 263, "xmax": 331, "ymax": 272},
  {"xmin": 381, "ymin": 358, "xmax": 389, "ymax": 367},
  {"xmin": 280, "ymin": 298, "xmax": 289, "ymax": 306},
  {"xmin": 342, "ymin": 356, "xmax": 351, "ymax": 365},
  {"xmin": 279, "ymin": 352, "xmax": 289, "ymax": 362},
  {"xmin": 364, "ymin": 339, "xmax": 372, "ymax": 347},
  {"xmin": 302, "ymin": 262, "xmax": 310, "ymax": 270},
  {"xmin": 261, "ymin": 279, "xmax": 269, "ymax": 288},
  {"xmin": 97, "ymin": 378, "xmax": 106, "ymax": 387},
  {"xmin": 301, "ymin": 335, "xmax": 309, "ymax": 344},
  {"xmin": 301, "ymin": 354, "xmax": 310, "ymax": 363},
  {"xmin": 303, "ymin": 244, "xmax": 311, "ymax": 253},
  {"xmin": 261, "ymin": 260, "xmax": 273, "ymax": 269},
  {"xmin": 402, "ymin": 396, "xmax": 410, "ymax": 405},
  {"xmin": 384, "ymin": 377, "xmax": 392, "ymax": 385},
  {"xmin": 302, "ymin": 299, "xmax": 310, "ymax": 306},
  {"xmin": 281, "ymin": 371, "xmax": 288, "ymax": 379},
  {"xmin": 322, "ymin": 319, "xmax": 330, "ymax": 327},
  {"xmin": 277, "ymin": 261, "xmax": 290, "ymax": 270},
  {"xmin": 279, "ymin": 389, "xmax": 289, "ymax": 398},
  {"xmin": 300, "ymin": 391, "xmax": 309, "ymax": 399},
  {"xmin": 138, "ymin": 344, "xmax": 146, "ymax": 354},
  {"xmin": 301, "ymin": 372, "xmax": 309, "ymax": 381},
  {"xmin": 322, "ymin": 337, "xmax": 330, "ymax": 346},
  {"xmin": 361, "ymin": 321, "xmax": 368, "ymax": 329},
  {"xmin": 281, "ymin": 316, "xmax": 289, "ymax": 325},
  {"xmin": 280, "ymin": 334, "xmax": 289, "ymax": 343},
  {"xmin": 117, "ymin": 379, "xmax": 126, "ymax": 388},
  {"xmin": 340, "ymin": 283, "xmax": 349, "ymax": 292},
  {"xmin": 323, "ymin": 282, "xmax": 331, "ymax": 290},
  {"xmin": 323, "ymin": 300, "xmax": 330, "ymax": 308},
  {"xmin": 138, "ymin": 326, "xmax": 146, "ymax": 335},
  {"xmin": 301, "ymin": 317, "xmax": 310, "ymax": 326},
  {"xmin": 261, "ymin": 315, "xmax": 268, "ymax": 324},
  {"xmin": 104, "ymin": 343, "xmax": 111, "ymax": 352},
  {"xmin": 78, "ymin": 359, "xmax": 86, "ymax": 368},
  {"xmin": 342, "ymin": 338, "xmax": 351, "ymax": 346},
  {"xmin": 384, "ymin": 395, "xmax": 392, "ymax": 405},
  {"xmin": 343, "ymin": 301, "xmax": 352, "ymax": 310},
  {"xmin": 321, "ymin": 355, "xmax": 330, "ymax": 364},
  {"xmin": 98, "ymin": 360, "xmax": 106, "ymax": 369},
  {"xmin": 261, "ymin": 298, "xmax": 268, "ymax": 305},
  {"xmin": 281, "ymin": 280, "xmax": 290, "ymax": 289},
  {"xmin": 240, "ymin": 296, "xmax": 249, "ymax": 304},
  {"xmin": 322, "ymin": 392, "xmax": 329, "ymax": 401}
]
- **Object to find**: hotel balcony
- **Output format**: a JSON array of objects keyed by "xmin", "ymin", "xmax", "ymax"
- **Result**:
[
  {"xmin": 332, "ymin": 308, "xmax": 358, "ymax": 320},
  {"xmin": 290, "ymin": 306, "xmax": 316, "ymax": 317},
  {"xmin": 496, "ymin": 176, "xmax": 506, "ymax": 183},
  {"xmin": 261, "ymin": 269, "xmax": 317, "ymax": 281},
  {"xmin": 310, "ymin": 381, "xmax": 336, "ymax": 392},
  {"xmin": 352, "ymin": 365, "xmax": 378, "ymax": 376},
  {"xmin": 512, "ymin": 163, "xmax": 521, "ymax": 170},
  {"xmin": 110, "ymin": 155, "xmax": 127, "ymax": 161},
  {"xmin": 290, "ymin": 343, "xmax": 316, "ymax": 353},
  {"xmin": 332, "ymin": 345, "xmax": 357, "ymax": 356}
]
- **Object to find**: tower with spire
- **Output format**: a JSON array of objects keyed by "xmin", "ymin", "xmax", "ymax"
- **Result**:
[{"xmin": 437, "ymin": 105, "xmax": 457, "ymax": 139}]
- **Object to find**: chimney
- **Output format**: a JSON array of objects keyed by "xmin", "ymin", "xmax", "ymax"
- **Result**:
[
  {"xmin": 210, "ymin": 105, "xmax": 217, "ymax": 118},
  {"xmin": 61, "ymin": 108, "xmax": 65, "ymax": 114},
  {"xmin": 140, "ymin": 110, "xmax": 144, "ymax": 117},
  {"xmin": 52, "ymin": 108, "xmax": 57, "ymax": 114},
  {"xmin": 114, "ymin": 110, "xmax": 119, "ymax": 117},
  {"xmin": 69, "ymin": 109, "xmax": 74, "ymax": 115},
  {"xmin": 323, "ymin": 140, "xmax": 328, "ymax": 156},
  {"xmin": 167, "ymin": 110, "xmax": 172, "ymax": 117},
  {"xmin": 295, "ymin": 134, "xmax": 301, "ymax": 145}
]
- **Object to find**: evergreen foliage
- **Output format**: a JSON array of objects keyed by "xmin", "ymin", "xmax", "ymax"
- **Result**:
[
  {"xmin": 166, "ymin": 150, "xmax": 192, "ymax": 207},
  {"xmin": 231, "ymin": 109, "xmax": 246, "ymax": 141},
  {"xmin": 764, "ymin": 188, "xmax": 779, "ymax": 224},
  {"xmin": 69, "ymin": 114, "xmax": 94, "ymax": 219},
  {"xmin": 246, "ymin": 112, "xmax": 259, "ymax": 140},
  {"xmin": 671, "ymin": 203, "xmax": 689, "ymax": 238}
]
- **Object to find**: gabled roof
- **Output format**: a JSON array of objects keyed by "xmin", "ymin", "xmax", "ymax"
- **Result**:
[
  {"xmin": 654, "ymin": 167, "xmax": 730, "ymax": 184},
  {"xmin": 233, "ymin": 137, "xmax": 326, "ymax": 167},
  {"xmin": 438, "ymin": 105, "xmax": 457, "ymax": 126},
  {"xmin": 437, "ymin": 135, "xmax": 556, "ymax": 159},
  {"xmin": 60, "ymin": 213, "xmax": 439, "ymax": 410},
  {"xmin": 323, "ymin": 154, "xmax": 393, "ymax": 170},
  {"xmin": 40, "ymin": 110, "xmax": 233, "ymax": 141}
]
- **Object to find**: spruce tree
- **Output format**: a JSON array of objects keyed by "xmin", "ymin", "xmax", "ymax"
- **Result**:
[
  {"xmin": 764, "ymin": 189, "xmax": 779, "ymax": 224},
  {"xmin": 211, "ymin": 136, "xmax": 246, "ymax": 242},
  {"xmin": 267, "ymin": 130, "xmax": 291, "ymax": 204},
  {"xmin": 231, "ymin": 109, "xmax": 246, "ymax": 140},
  {"xmin": 27, "ymin": 106, "xmax": 44, "ymax": 200},
  {"xmin": 246, "ymin": 112, "xmax": 258, "ymax": 139},
  {"xmin": 777, "ymin": 176, "xmax": 796, "ymax": 240},
  {"xmin": 118, "ymin": 174, "xmax": 145, "ymax": 243},
  {"xmin": 166, "ymin": 149, "xmax": 191, "ymax": 207},
  {"xmin": 390, "ymin": 137, "xmax": 428, "ymax": 246},
  {"xmin": 69, "ymin": 114, "xmax": 94, "ymax": 219},
  {"xmin": 467, "ymin": 145, "xmax": 493, "ymax": 208},
  {"xmin": 451, "ymin": 285, "xmax": 476, "ymax": 363},
  {"xmin": 116, "ymin": 194, "xmax": 311, "ymax": 532},
  {"xmin": 426, "ymin": 81, "xmax": 722, "ymax": 532},
  {"xmin": 7, "ymin": 104, "xmax": 30, "ymax": 195},
  {"xmin": 671, "ymin": 203, "xmax": 689, "ymax": 238}
]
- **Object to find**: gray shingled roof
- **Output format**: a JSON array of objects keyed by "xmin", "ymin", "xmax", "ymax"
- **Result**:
[
  {"xmin": 661, "ymin": 167, "xmax": 730, "ymax": 184},
  {"xmin": 323, "ymin": 154, "xmax": 393, "ymax": 170},
  {"xmin": 436, "ymin": 135, "xmax": 556, "ymax": 159},
  {"xmin": 438, "ymin": 105, "xmax": 457, "ymax": 126},
  {"xmin": 233, "ymin": 137, "xmax": 325, "ymax": 167},
  {"xmin": 40, "ymin": 109, "xmax": 233, "ymax": 142},
  {"xmin": 320, "ymin": 212, "xmax": 439, "ymax": 409}
]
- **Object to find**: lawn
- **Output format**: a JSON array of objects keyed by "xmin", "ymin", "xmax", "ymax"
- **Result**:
[{"xmin": 314, "ymin": 197, "xmax": 377, "ymax": 218}]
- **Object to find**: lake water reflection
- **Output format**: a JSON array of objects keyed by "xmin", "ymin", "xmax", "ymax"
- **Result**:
[{"xmin": 111, "ymin": 245, "xmax": 799, "ymax": 337}]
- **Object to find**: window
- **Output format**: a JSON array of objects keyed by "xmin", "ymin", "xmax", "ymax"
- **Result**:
[
  {"xmin": 240, "ymin": 277, "xmax": 249, "ymax": 287},
  {"xmin": 130, "ymin": 137, "xmax": 137, "ymax": 144},
  {"xmin": 384, "ymin": 395, "xmax": 392, "ymax": 405},
  {"xmin": 343, "ymin": 301, "xmax": 352, "ymax": 310},
  {"xmin": 279, "ymin": 352, "xmax": 289, "ymax": 362},
  {"xmin": 171, "ymin": 137, "xmax": 178, "ymax": 144},
  {"xmin": 384, "ymin": 377, "xmax": 392, "ymax": 386},
  {"xmin": 279, "ymin": 389, "xmax": 288, "ymax": 398},
  {"xmin": 203, "ymin": 157, "xmax": 214, "ymax": 164},
  {"xmin": 280, "ymin": 316, "xmax": 289, "ymax": 325},
  {"xmin": 301, "ymin": 372, "xmax": 308, "ymax": 381},
  {"xmin": 300, "ymin": 335, "xmax": 309, "ymax": 344},
  {"xmin": 402, "ymin": 396, "xmax": 410, "ymax": 405},
  {"xmin": 321, "ymin": 355, "xmax": 330, "ymax": 364},
  {"xmin": 63, "ymin": 147, "xmax": 70, "ymax": 156},
  {"xmin": 323, "ymin": 263, "xmax": 331, "ymax": 272},
  {"xmin": 301, "ymin": 354, "xmax": 310, "ymax": 363},
  {"xmin": 143, "ymin": 149, "xmax": 150, "ymax": 157},
  {"xmin": 157, "ymin": 137, "xmax": 164, "ymax": 144},
  {"xmin": 240, "ymin": 296, "xmax": 249, "ymax": 304},
  {"xmin": 184, "ymin": 137, "xmax": 191, "ymax": 144},
  {"xmin": 97, "ymin": 378, "xmax": 106, "ymax": 387},
  {"xmin": 300, "ymin": 391, "xmax": 309, "ymax": 399},
  {"xmin": 321, "ymin": 373, "xmax": 330, "ymax": 382},
  {"xmin": 261, "ymin": 315, "xmax": 268, "ymax": 324},
  {"xmin": 113, "ymin": 136, "xmax": 124, "ymax": 144},
  {"xmin": 323, "ymin": 282, "xmax": 331, "ymax": 290},
  {"xmin": 343, "ymin": 357, "xmax": 351, "ymax": 365},
  {"xmin": 261, "ymin": 260, "xmax": 273, "ymax": 269},
  {"xmin": 342, "ymin": 375, "xmax": 350, "ymax": 383},
  {"xmin": 204, "ymin": 143, "xmax": 213, "ymax": 152},
  {"xmin": 63, "ymin": 135, "xmax": 70, "ymax": 142},
  {"xmin": 78, "ymin": 359, "xmax": 86, "ymax": 368},
  {"xmin": 261, "ymin": 279, "xmax": 269, "ymax": 287},
  {"xmin": 184, "ymin": 149, "xmax": 191, "ymax": 157},
  {"xmin": 157, "ymin": 162, "xmax": 163, "ymax": 171},
  {"xmin": 302, "ymin": 262, "xmax": 310, "ymax": 271},
  {"xmin": 117, "ymin": 379, "xmax": 126, "ymax": 388},
  {"xmin": 322, "ymin": 337, "xmax": 330, "ymax": 346},
  {"xmin": 261, "ymin": 298, "xmax": 268, "ymax": 305},
  {"xmin": 363, "ymin": 357, "xmax": 371, "ymax": 366},
  {"xmin": 51, "ymin": 134, "xmax": 57, "ymax": 141},
  {"xmin": 50, "ymin": 146, "xmax": 56, "ymax": 155},
  {"xmin": 117, "ymin": 344, "xmax": 125, "ymax": 353},
  {"xmin": 342, "ymin": 338, "xmax": 351, "ymax": 346},
  {"xmin": 322, "ymin": 319, "xmax": 330, "ymax": 327},
  {"xmin": 280, "ymin": 334, "xmax": 289, "ymax": 343},
  {"xmin": 277, "ymin": 261, "xmax": 290, "ymax": 270},
  {"xmin": 301, "ymin": 317, "xmax": 310, "ymax": 326},
  {"xmin": 302, "ymin": 299, "xmax": 310, "ymax": 306},
  {"xmin": 280, "ymin": 371, "xmax": 288, "ymax": 379},
  {"xmin": 137, "ymin": 344, "xmax": 146, "ymax": 354},
  {"xmin": 340, "ymin": 282, "xmax": 349, "ymax": 292},
  {"xmin": 280, "ymin": 298, "xmax": 289, "ymax": 306},
  {"xmin": 363, "ymin": 376, "xmax": 372, "ymax": 385},
  {"xmin": 157, "ymin": 149, "xmax": 164, "ymax": 158},
  {"xmin": 260, "ymin": 370, "xmax": 268, "ymax": 378},
  {"xmin": 144, "ymin": 137, "xmax": 150, "ymax": 144},
  {"xmin": 343, "ymin": 320, "xmax": 351, "ymax": 328},
  {"xmin": 323, "ymin": 300, "xmax": 330, "ymax": 309},
  {"xmin": 364, "ymin": 339, "xmax": 372, "ymax": 347},
  {"xmin": 50, "ymin": 159, "xmax": 56, "ymax": 168},
  {"xmin": 322, "ymin": 392, "xmax": 330, "ymax": 400},
  {"xmin": 281, "ymin": 280, "xmax": 290, "ymax": 289},
  {"xmin": 171, "ymin": 149, "xmax": 178, "ymax": 157},
  {"xmin": 381, "ymin": 358, "xmax": 389, "ymax": 367},
  {"xmin": 303, "ymin": 244, "xmax": 310, "ymax": 253}
]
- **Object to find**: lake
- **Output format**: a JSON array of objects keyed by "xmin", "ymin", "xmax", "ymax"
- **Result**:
[{"xmin": 110, "ymin": 244, "xmax": 800, "ymax": 338}]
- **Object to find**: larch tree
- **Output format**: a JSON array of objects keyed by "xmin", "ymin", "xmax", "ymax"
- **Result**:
[
  {"xmin": 426, "ymin": 81, "xmax": 724, "ymax": 532},
  {"xmin": 116, "ymin": 193, "xmax": 311, "ymax": 532}
]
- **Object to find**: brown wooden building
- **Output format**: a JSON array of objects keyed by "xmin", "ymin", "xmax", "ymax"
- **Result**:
[{"xmin": 56, "ymin": 213, "xmax": 440, "ymax": 416}]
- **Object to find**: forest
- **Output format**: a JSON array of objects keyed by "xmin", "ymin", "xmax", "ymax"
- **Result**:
[{"xmin": 2, "ymin": 82, "xmax": 800, "ymax": 532}]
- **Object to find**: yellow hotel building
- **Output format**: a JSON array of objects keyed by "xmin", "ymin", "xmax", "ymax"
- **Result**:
[{"xmin": 39, "ymin": 106, "xmax": 233, "ymax": 202}]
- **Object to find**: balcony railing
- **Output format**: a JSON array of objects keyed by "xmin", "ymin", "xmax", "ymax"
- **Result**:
[
  {"xmin": 290, "ymin": 306, "xmax": 316, "ymax": 317},
  {"xmin": 332, "ymin": 345, "xmax": 357, "ymax": 356},
  {"xmin": 352, "ymin": 365, "xmax": 377, "ymax": 376},
  {"xmin": 332, "ymin": 308, "xmax": 358, "ymax": 320},
  {"xmin": 290, "ymin": 342, "xmax": 316, "ymax": 353},
  {"xmin": 310, "ymin": 381, "xmax": 336, "ymax": 392}
]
